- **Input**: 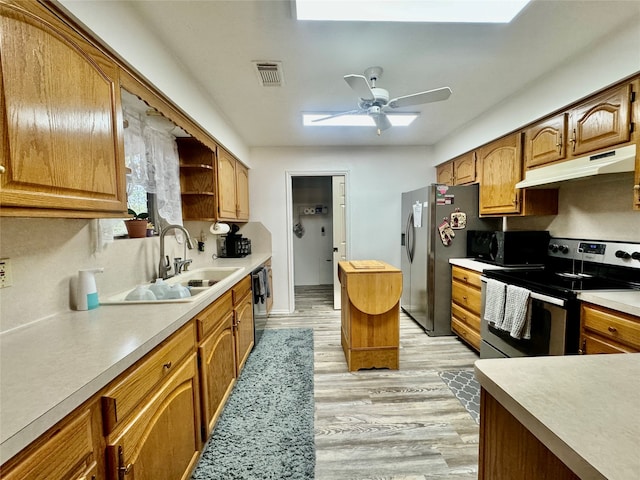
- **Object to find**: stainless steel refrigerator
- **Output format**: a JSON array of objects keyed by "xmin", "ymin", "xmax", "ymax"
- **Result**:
[{"xmin": 400, "ymin": 183, "xmax": 498, "ymax": 335}]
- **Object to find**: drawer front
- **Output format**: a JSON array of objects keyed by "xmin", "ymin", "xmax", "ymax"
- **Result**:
[
  {"xmin": 582, "ymin": 333, "xmax": 635, "ymax": 355},
  {"xmin": 582, "ymin": 304, "xmax": 640, "ymax": 350},
  {"xmin": 451, "ymin": 280, "xmax": 482, "ymax": 315},
  {"xmin": 1, "ymin": 409, "xmax": 94, "ymax": 480},
  {"xmin": 102, "ymin": 322, "xmax": 196, "ymax": 434},
  {"xmin": 232, "ymin": 275, "xmax": 252, "ymax": 305},
  {"xmin": 197, "ymin": 290, "xmax": 233, "ymax": 340},
  {"xmin": 451, "ymin": 317, "xmax": 481, "ymax": 351},
  {"xmin": 451, "ymin": 302, "xmax": 481, "ymax": 332},
  {"xmin": 451, "ymin": 266, "xmax": 482, "ymax": 289}
]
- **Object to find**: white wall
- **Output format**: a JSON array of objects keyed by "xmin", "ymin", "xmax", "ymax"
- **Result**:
[
  {"xmin": 250, "ymin": 146, "xmax": 433, "ymax": 313},
  {"xmin": 434, "ymin": 16, "xmax": 640, "ymax": 164}
]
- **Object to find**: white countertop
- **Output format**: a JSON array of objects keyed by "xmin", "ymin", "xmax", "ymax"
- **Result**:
[
  {"xmin": 578, "ymin": 290, "xmax": 640, "ymax": 317},
  {"xmin": 449, "ymin": 257, "xmax": 503, "ymax": 272},
  {"xmin": 475, "ymin": 354, "xmax": 640, "ymax": 480},
  {"xmin": 0, "ymin": 252, "xmax": 270, "ymax": 465}
]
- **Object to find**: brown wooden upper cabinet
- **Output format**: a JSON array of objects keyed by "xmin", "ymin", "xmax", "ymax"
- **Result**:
[
  {"xmin": 0, "ymin": 1, "xmax": 127, "ymax": 218},
  {"xmin": 569, "ymin": 83, "xmax": 632, "ymax": 156},
  {"xmin": 436, "ymin": 161, "xmax": 454, "ymax": 185},
  {"xmin": 479, "ymin": 132, "xmax": 558, "ymax": 216},
  {"xmin": 525, "ymin": 82, "xmax": 634, "ymax": 170},
  {"xmin": 217, "ymin": 147, "xmax": 249, "ymax": 222},
  {"xmin": 177, "ymin": 138, "xmax": 217, "ymax": 221},
  {"xmin": 436, "ymin": 151, "xmax": 477, "ymax": 186},
  {"xmin": 177, "ymin": 139, "xmax": 249, "ymax": 222},
  {"xmin": 523, "ymin": 113, "xmax": 568, "ymax": 169},
  {"xmin": 479, "ymin": 133, "xmax": 523, "ymax": 215}
]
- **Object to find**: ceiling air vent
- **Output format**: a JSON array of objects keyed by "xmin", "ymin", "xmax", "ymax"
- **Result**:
[{"xmin": 253, "ymin": 61, "xmax": 284, "ymax": 87}]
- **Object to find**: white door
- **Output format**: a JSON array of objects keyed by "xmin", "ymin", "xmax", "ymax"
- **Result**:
[{"xmin": 332, "ymin": 176, "xmax": 347, "ymax": 309}]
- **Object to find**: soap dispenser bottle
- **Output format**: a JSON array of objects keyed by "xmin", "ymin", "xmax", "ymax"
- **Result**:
[{"xmin": 76, "ymin": 268, "xmax": 104, "ymax": 310}]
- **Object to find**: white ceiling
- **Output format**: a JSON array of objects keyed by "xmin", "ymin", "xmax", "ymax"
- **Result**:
[{"xmin": 127, "ymin": 0, "xmax": 639, "ymax": 148}]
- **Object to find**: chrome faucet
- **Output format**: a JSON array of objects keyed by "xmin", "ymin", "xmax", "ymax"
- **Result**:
[{"xmin": 158, "ymin": 224, "xmax": 195, "ymax": 279}]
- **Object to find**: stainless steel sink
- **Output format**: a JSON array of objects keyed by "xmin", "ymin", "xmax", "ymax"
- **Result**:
[{"xmin": 100, "ymin": 267, "xmax": 243, "ymax": 304}]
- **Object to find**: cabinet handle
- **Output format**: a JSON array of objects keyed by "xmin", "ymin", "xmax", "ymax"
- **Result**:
[
  {"xmin": 462, "ymin": 296, "xmax": 468, "ymax": 302},
  {"xmin": 569, "ymin": 129, "xmax": 576, "ymax": 152},
  {"xmin": 556, "ymin": 133, "xmax": 562, "ymax": 154},
  {"xmin": 117, "ymin": 446, "xmax": 132, "ymax": 480},
  {"xmin": 163, "ymin": 361, "xmax": 172, "ymax": 370},
  {"xmin": 462, "ymin": 276, "xmax": 468, "ymax": 281},
  {"xmin": 607, "ymin": 326, "xmax": 617, "ymax": 333},
  {"xmin": 0, "ymin": 165, "xmax": 5, "ymax": 174}
]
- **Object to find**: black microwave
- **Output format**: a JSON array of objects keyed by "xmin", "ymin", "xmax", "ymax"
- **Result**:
[{"xmin": 466, "ymin": 230, "xmax": 550, "ymax": 266}]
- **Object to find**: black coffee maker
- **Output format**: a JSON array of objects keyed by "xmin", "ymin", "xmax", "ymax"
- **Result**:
[{"xmin": 219, "ymin": 224, "xmax": 251, "ymax": 258}]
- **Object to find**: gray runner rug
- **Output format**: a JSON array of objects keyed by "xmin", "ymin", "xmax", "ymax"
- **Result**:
[
  {"xmin": 438, "ymin": 370, "xmax": 481, "ymax": 424},
  {"xmin": 191, "ymin": 328, "xmax": 315, "ymax": 480}
]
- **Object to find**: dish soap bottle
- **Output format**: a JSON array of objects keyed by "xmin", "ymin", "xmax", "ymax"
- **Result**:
[{"xmin": 76, "ymin": 268, "xmax": 104, "ymax": 310}]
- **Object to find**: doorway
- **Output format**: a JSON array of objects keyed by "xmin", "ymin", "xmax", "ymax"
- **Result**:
[{"xmin": 286, "ymin": 172, "xmax": 348, "ymax": 312}]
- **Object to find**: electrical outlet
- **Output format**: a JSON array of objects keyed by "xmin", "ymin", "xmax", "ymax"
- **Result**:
[{"xmin": 0, "ymin": 258, "xmax": 12, "ymax": 288}]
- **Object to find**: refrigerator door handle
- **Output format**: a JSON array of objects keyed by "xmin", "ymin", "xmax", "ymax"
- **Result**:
[{"xmin": 405, "ymin": 212, "xmax": 415, "ymax": 263}]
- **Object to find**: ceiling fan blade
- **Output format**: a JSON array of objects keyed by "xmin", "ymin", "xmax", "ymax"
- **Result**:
[
  {"xmin": 344, "ymin": 74, "xmax": 375, "ymax": 102},
  {"xmin": 387, "ymin": 87, "xmax": 452, "ymax": 109},
  {"xmin": 311, "ymin": 109, "xmax": 363, "ymax": 122},
  {"xmin": 372, "ymin": 112, "xmax": 392, "ymax": 132}
]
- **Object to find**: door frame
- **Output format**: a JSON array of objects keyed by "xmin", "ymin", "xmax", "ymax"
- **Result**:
[{"xmin": 285, "ymin": 170, "xmax": 350, "ymax": 313}]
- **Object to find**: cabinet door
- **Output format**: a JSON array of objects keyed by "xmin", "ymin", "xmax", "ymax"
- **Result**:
[
  {"xmin": 0, "ymin": 407, "xmax": 100, "ymax": 480},
  {"xmin": 106, "ymin": 355, "xmax": 201, "ymax": 480},
  {"xmin": 234, "ymin": 292, "xmax": 255, "ymax": 374},
  {"xmin": 199, "ymin": 311, "xmax": 236, "ymax": 435},
  {"xmin": 569, "ymin": 83, "xmax": 632, "ymax": 156},
  {"xmin": 479, "ymin": 133, "xmax": 523, "ymax": 215},
  {"xmin": 235, "ymin": 161, "xmax": 250, "ymax": 220},
  {"xmin": 453, "ymin": 152, "xmax": 477, "ymax": 185},
  {"xmin": 436, "ymin": 162, "xmax": 454, "ymax": 185},
  {"xmin": 0, "ymin": 2, "xmax": 126, "ymax": 216},
  {"xmin": 216, "ymin": 148, "xmax": 238, "ymax": 220},
  {"xmin": 524, "ymin": 113, "xmax": 567, "ymax": 168}
]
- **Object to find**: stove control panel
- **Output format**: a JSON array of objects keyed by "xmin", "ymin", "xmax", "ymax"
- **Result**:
[{"xmin": 548, "ymin": 238, "xmax": 640, "ymax": 268}]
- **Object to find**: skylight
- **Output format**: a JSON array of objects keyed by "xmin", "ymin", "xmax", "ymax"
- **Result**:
[
  {"xmin": 295, "ymin": 0, "xmax": 531, "ymax": 24},
  {"xmin": 303, "ymin": 113, "xmax": 419, "ymax": 127}
]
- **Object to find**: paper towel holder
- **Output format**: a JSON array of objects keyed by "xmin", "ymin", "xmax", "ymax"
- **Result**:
[{"xmin": 210, "ymin": 222, "xmax": 231, "ymax": 235}]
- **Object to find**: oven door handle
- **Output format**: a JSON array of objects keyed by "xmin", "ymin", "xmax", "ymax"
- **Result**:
[{"xmin": 481, "ymin": 277, "xmax": 567, "ymax": 308}]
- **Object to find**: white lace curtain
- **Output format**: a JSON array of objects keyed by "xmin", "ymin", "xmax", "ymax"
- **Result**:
[{"xmin": 96, "ymin": 107, "xmax": 183, "ymax": 250}]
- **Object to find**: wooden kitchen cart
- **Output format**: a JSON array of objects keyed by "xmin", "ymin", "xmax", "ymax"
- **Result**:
[{"xmin": 338, "ymin": 260, "xmax": 402, "ymax": 372}]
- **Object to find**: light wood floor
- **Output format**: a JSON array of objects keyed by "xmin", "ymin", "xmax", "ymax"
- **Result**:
[{"xmin": 265, "ymin": 285, "xmax": 480, "ymax": 480}]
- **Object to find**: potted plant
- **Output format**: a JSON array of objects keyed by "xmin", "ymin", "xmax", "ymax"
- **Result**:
[{"xmin": 125, "ymin": 209, "xmax": 149, "ymax": 238}]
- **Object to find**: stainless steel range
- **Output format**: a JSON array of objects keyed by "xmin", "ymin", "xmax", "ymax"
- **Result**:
[{"xmin": 480, "ymin": 238, "xmax": 640, "ymax": 359}]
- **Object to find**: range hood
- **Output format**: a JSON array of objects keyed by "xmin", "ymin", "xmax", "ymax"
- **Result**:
[{"xmin": 515, "ymin": 144, "xmax": 636, "ymax": 189}]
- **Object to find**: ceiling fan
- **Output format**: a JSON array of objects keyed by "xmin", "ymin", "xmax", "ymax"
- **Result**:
[{"xmin": 316, "ymin": 66, "xmax": 452, "ymax": 135}]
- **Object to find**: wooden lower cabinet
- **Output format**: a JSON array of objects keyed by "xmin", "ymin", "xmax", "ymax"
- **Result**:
[
  {"xmin": 450, "ymin": 266, "xmax": 482, "ymax": 351},
  {"xmin": 233, "ymin": 276, "xmax": 255, "ymax": 374},
  {"xmin": 478, "ymin": 389, "xmax": 579, "ymax": 480},
  {"xmin": 0, "ymin": 405, "xmax": 103, "ymax": 480},
  {"xmin": 197, "ymin": 290, "xmax": 236, "ymax": 436},
  {"xmin": 1, "ymin": 274, "xmax": 262, "ymax": 480},
  {"xmin": 105, "ymin": 354, "xmax": 201, "ymax": 480},
  {"xmin": 580, "ymin": 303, "xmax": 640, "ymax": 354}
]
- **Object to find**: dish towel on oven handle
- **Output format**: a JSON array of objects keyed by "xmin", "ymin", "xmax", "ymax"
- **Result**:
[
  {"xmin": 483, "ymin": 278, "xmax": 507, "ymax": 329},
  {"xmin": 503, "ymin": 284, "xmax": 532, "ymax": 340}
]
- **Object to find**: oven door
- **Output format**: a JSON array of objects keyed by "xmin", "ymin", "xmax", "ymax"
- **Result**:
[{"xmin": 479, "ymin": 278, "xmax": 568, "ymax": 358}]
